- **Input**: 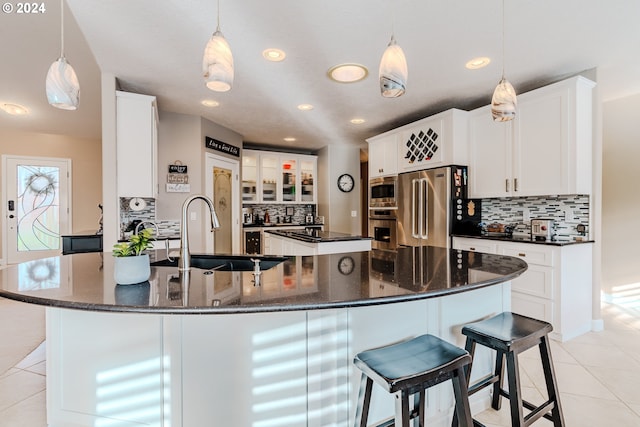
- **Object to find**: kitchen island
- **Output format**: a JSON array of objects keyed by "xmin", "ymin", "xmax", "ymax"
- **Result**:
[
  {"xmin": 0, "ymin": 248, "xmax": 526, "ymax": 427},
  {"xmin": 265, "ymin": 228, "xmax": 372, "ymax": 255}
]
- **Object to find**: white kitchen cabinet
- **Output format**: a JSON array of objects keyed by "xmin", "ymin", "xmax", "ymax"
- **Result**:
[
  {"xmin": 243, "ymin": 149, "xmax": 317, "ymax": 204},
  {"xmin": 452, "ymin": 237, "xmax": 593, "ymax": 342},
  {"xmin": 467, "ymin": 76, "xmax": 595, "ymax": 198},
  {"xmin": 116, "ymin": 91, "xmax": 158, "ymax": 198},
  {"xmin": 367, "ymin": 133, "xmax": 398, "ymax": 178}
]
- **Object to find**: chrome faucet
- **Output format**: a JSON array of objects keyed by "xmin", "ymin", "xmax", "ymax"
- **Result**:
[
  {"xmin": 134, "ymin": 220, "xmax": 159, "ymax": 237},
  {"xmin": 179, "ymin": 195, "xmax": 220, "ymax": 271}
]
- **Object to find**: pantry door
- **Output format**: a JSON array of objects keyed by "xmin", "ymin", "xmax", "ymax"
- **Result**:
[
  {"xmin": 2, "ymin": 155, "xmax": 71, "ymax": 264},
  {"xmin": 205, "ymin": 153, "xmax": 240, "ymax": 254}
]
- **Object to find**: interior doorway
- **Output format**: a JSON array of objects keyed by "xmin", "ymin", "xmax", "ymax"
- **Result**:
[
  {"xmin": 2, "ymin": 155, "xmax": 71, "ymax": 264},
  {"xmin": 205, "ymin": 153, "xmax": 240, "ymax": 254}
]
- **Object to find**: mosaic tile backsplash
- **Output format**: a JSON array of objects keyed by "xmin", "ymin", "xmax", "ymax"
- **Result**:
[
  {"xmin": 480, "ymin": 195, "xmax": 590, "ymax": 241},
  {"xmin": 119, "ymin": 198, "xmax": 180, "ymax": 239},
  {"xmin": 244, "ymin": 204, "xmax": 316, "ymax": 224}
]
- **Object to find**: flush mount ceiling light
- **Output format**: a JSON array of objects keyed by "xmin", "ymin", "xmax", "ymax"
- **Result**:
[
  {"xmin": 263, "ymin": 48, "xmax": 286, "ymax": 62},
  {"xmin": 0, "ymin": 103, "xmax": 29, "ymax": 115},
  {"xmin": 201, "ymin": 99, "xmax": 220, "ymax": 107},
  {"xmin": 491, "ymin": 0, "xmax": 517, "ymax": 121},
  {"xmin": 466, "ymin": 57, "xmax": 491, "ymax": 70},
  {"xmin": 46, "ymin": 0, "xmax": 80, "ymax": 110},
  {"xmin": 350, "ymin": 118, "xmax": 366, "ymax": 124},
  {"xmin": 283, "ymin": 137, "xmax": 296, "ymax": 142},
  {"xmin": 327, "ymin": 63, "xmax": 369, "ymax": 83},
  {"xmin": 203, "ymin": 0, "xmax": 234, "ymax": 92},
  {"xmin": 297, "ymin": 103, "xmax": 314, "ymax": 111}
]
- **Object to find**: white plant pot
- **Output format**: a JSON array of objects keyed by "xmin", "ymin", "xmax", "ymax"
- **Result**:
[{"xmin": 113, "ymin": 254, "xmax": 151, "ymax": 285}]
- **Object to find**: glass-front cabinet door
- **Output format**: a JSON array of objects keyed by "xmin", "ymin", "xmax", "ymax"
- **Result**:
[
  {"xmin": 261, "ymin": 155, "xmax": 278, "ymax": 202},
  {"xmin": 300, "ymin": 157, "xmax": 315, "ymax": 202},
  {"xmin": 281, "ymin": 158, "xmax": 297, "ymax": 202},
  {"xmin": 241, "ymin": 154, "xmax": 258, "ymax": 202}
]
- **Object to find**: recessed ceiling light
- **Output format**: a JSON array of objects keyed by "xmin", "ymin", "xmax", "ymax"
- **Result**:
[
  {"xmin": 284, "ymin": 137, "xmax": 296, "ymax": 142},
  {"xmin": 0, "ymin": 103, "xmax": 29, "ymax": 115},
  {"xmin": 350, "ymin": 118, "xmax": 366, "ymax": 124},
  {"xmin": 327, "ymin": 63, "xmax": 369, "ymax": 83},
  {"xmin": 263, "ymin": 48, "xmax": 286, "ymax": 62},
  {"xmin": 201, "ymin": 99, "xmax": 220, "ymax": 107},
  {"xmin": 465, "ymin": 57, "xmax": 491, "ymax": 70},
  {"xmin": 297, "ymin": 104, "xmax": 314, "ymax": 111}
]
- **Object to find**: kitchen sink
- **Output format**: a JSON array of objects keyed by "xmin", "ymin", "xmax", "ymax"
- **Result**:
[{"xmin": 150, "ymin": 254, "xmax": 288, "ymax": 271}]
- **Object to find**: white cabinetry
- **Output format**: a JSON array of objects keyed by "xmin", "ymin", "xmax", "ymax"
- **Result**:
[
  {"xmin": 243, "ymin": 149, "xmax": 317, "ymax": 204},
  {"xmin": 116, "ymin": 91, "xmax": 158, "ymax": 198},
  {"xmin": 397, "ymin": 109, "xmax": 468, "ymax": 172},
  {"xmin": 468, "ymin": 76, "xmax": 595, "ymax": 198},
  {"xmin": 367, "ymin": 133, "xmax": 398, "ymax": 178},
  {"xmin": 367, "ymin": 108, "xmax": 468, "ymax": 178},
  {"xmin": 452, "ymin": 237, "xmax": 593, "ymax": 341}
]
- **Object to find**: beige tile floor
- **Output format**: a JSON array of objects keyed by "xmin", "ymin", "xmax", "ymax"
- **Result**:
[{"xmin": 1, "ymin": 302, "xmax": 640, "ymax": 426}]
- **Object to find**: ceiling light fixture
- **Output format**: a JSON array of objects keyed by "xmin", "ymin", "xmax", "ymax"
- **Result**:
[
  {"xmin": 379, "ymin": 4, "xmax": 408, "ymax": 98},
  {"xmin": 46, "ymin": 0, "xmax": 80, "ymax": 110},
  {"xmin": 203, "ymin": 0, "xmax": 234, "ymax": 92},
  {"xmin": 283, "ymin": 137, "xmax": 296, "ymax": 142},
  {"xmin": 350, "ymin": 118, "xmax": 366, "ymax": 124},
  {"xmin": 263, "ymin": 48, "xmax": 286, "ymax": 62},
  {"xmin": 297, "ymin": 104, "xmax": 314, "ymax": 111},
  {"xmin": 1, "ymin": 103, "xmax": 29, "ymax": 115},
  {"xmin": 466, "ymin": 57, "xmax": 491, "ymax": 70},
  {"xmin": 201, "ymin": 99, "xmax": 220, "ymax": 107},
  {"xmin": 327, "ymin": 63, "xmax": 368, "ymax": 83},
  {"xmin": 491, "ymin": 0, "xmax": 517, "ymax": 121}
]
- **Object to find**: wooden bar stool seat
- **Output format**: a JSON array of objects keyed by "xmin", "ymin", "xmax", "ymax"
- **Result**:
[
  {"xmin": 457, "ymin": 312, "xmax": 565, "ymax": 427},
  {"xmin": 354, "ymin": 334, "xmax": 474, "ymax": 427}
]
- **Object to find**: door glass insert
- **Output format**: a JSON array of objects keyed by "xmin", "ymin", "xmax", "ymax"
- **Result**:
[
  {"xmin": 213, "ymin": 166, "xmax": 232, "ymax": 254},
  {"xmin": 16, "ymin": 164, "xmax": 61, "ymax": 252}
]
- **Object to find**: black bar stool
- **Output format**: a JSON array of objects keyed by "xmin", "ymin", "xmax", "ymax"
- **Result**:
[
  {"xmin": 455, "ymin": 312, "xmax": 565, "ymax": 427},
  {"xmin": 353, "ymin": 334, "xmax": 474, "ymax": 427}
]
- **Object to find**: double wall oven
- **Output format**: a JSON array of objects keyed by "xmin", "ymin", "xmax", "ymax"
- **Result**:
[{"xmin": 369, "ymin": 175, "xmax": 398, "ymax": 251}]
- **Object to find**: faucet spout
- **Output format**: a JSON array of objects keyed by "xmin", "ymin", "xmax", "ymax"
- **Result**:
[{"xmin": 178, "ymin": 195, "xmax": 221, "ymax": 271}]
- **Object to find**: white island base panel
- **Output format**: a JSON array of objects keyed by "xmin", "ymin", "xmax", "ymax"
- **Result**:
[
  {"xmin": 46, "ymin": 283, "xmax": 510, "ymax": 427},
  {"xmin": 265, "ymin": 233, "xmax": 371, "ymax": 256}
]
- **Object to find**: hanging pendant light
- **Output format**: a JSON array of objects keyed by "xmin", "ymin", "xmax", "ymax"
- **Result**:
[
  {"xmin": 491, "ymin": 0, "xmax": 516, "ymax": 121},
  {"xmin": 203, "ymin": 0, "xmax": 234, "ymax": 92},
  {"xmin": 379, "ymin": 34, "xmax": 408, "ymax": 98},
  {"xmin": 46, "ymin": 0, "xmax": 80, "ymax": 110}
]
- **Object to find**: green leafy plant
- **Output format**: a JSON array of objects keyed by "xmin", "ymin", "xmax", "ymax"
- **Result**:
[{"xmin": 112, "ymin": 228, "xmax": 155, "ymax": 257}]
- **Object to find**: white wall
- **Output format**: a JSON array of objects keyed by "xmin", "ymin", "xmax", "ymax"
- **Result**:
[
  {"xmin": 317, "ymin": 144, "xmax": 362, "ymax": 235},
  {"xmin": 601, "ymin": 93, "xmax": 640, "ymax": 295}
]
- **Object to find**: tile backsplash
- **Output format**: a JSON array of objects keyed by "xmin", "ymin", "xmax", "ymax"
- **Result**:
[
  {"xmin": 244, "ymin": 204, "xmax": 316, "ymax": 224},
  {"xmin": 480, "ymin": 195, "xmax": 590, "ymax": 241},
  {"xmin": 119, "ymin": 198, "xmax": 180, "ymax": 238}
]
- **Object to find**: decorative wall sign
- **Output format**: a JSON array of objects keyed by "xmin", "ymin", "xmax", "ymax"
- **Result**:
[
  {"xmin": 166, "ymin": 183, "xmax": 191, "ymax": 193},
  {"xmin": 167, "ymin": 161, "xmax": 189, "ymax": 188},
  {"xmin": 205, "ymin": 136, "xmax": 240, "ymax": 157}
]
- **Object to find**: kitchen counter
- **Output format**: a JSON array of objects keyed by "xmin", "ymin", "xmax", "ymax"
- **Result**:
[
  {"xmin": 452, "ymin": 233, "xmax": 594, "ymax": 246},
  {"xmin": 242, "ymin": 222, "xmax": 324, "ymax": 228},
  {"xmin": 0, "ymin": 249, "xmax": 525, "ymax": 426},
  {"xmin": 266, "ymin": 229, "xmax": 372, "ymax": 243}
]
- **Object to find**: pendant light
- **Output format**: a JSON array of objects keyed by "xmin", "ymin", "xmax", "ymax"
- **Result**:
[
  {"xmin": 379, "ymin": 5, "xmax": 407, "ymax": 98},
  {"xmin": 202, "ymin": 0, "xmax": 234, "ymax": 92},
  {"xmin": 491, "ymin": 0, "xmax": 516, "ymax": 121},
  {"xmin": 46, "ymin": 0, "xmax": 80, "ymax": 110}
]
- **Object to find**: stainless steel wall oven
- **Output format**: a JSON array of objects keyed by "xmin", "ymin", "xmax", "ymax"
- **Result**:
[
  {"xmin": 369, "ymin": 176, "xmax": 397, "ymax": 208},
  {"xmin": 368, "ymin": 209, "xmax": 397, "ymax": 250}
]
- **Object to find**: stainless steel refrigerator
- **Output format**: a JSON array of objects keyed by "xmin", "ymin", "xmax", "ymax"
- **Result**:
[{"xmin": 397, "ymin": 165, "xmax": 468, "ymax": 248}]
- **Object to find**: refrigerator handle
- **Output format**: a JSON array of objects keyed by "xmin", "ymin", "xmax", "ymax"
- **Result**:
[
  {"xmin": 422, "ymin": 178, "xmax": 429, "ymax": 239},
  {"xmin": 411, "ymin": 179, "xmax": 419, "ymax": 238}
]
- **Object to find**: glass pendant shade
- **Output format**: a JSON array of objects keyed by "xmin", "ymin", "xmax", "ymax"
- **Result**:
[
  {"xmin": 491, "ymin": 76, "xmax": 517, "ymax": 121},
  {"xmin": 379, "ymin": 35, "xmax": 408, "ymax": 98},
  {"xmin": 203, "ymin": 30, "xmax": 234, "ymax": 92},
  {"xmin": 46, "ymin": 56, "xmax": 80, "ymax": 110}
]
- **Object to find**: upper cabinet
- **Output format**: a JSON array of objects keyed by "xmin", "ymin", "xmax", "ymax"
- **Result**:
[
  {"xmin": 468, "ymin": 76, "xmax": 595, "ymax": 198},
  {"xmin": 116, "ymin": 91, "xmax": 158, "ymax": 198},
  {"xmin": 243, "ymin": 150, "xmax": 317, "ymax": 204},
  {"xmin": 367, "ymin": 109, "xmax": 469, "ymax": 178}
]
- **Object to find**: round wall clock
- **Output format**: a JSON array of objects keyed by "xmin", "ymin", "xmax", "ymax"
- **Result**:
[
  {"xmin": 338, "ymin": 256, "xmax": 355, "ymax": 275},
  {"xmin": 337, "ymin": 173, "xmax": 355, "ymax": 192}
]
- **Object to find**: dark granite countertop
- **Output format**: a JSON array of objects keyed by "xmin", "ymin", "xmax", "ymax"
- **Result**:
[
  {"xmin": 0, "ymin": 247, "xmax": 527, "ymax": 314},
  {"xmin": 266, "ymin": 229, "xmax": 372, "ymax": 243},
  {"xmin": 452, "ymin": 234, "xmax": 594, "ymax": 246},
  {"xmin": 243, "ymin": 223, "xmax": 323, "ymax": 229}
]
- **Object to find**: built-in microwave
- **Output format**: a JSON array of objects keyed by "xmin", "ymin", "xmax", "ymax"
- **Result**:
[{"xmin": 369, "ymin": 176, "xmax": 397, "ymax": 208}]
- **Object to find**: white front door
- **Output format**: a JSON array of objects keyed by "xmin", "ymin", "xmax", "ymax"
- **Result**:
[
  {"xmin": 2, "ymin": 155, "xmax": 71, "ymax": 264},
  {"xmin": 205, "ymin": 153, "xmax": 240, "ymax": 254}
]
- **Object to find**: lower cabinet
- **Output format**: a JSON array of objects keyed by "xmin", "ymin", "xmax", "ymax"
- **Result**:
[{"xmin": 453, "ymin": 237, "xmax": 593, "ymax": 341}]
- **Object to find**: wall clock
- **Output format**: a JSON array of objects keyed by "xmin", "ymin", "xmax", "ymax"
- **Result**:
[
  {"xmin": 338, "ymin": 256, "xmax": 355, "ymax": 275},
  {"xmin": 337, "ymin": 173, "xmax": 355, "ymax": 192}
]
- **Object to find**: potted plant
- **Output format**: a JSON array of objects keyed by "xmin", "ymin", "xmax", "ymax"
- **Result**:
[{"xmin": 112, "ymin": 228, "xmax": 154, "ymax": 285}]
